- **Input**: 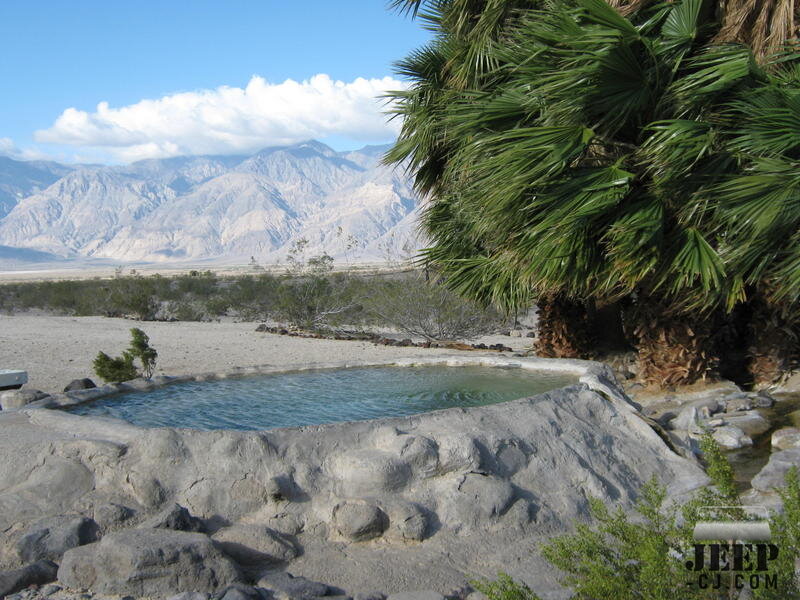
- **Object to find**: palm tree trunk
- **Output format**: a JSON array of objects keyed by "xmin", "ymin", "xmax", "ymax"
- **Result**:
[
  {"xmin": 534, "ymin": 295, "xmax": 594, "ymax": 359},
  {"xmin": 628, "ymin": 298, "xmax": 719, "ymax": 388},
  {"xmin": 746, "ymin": 297, "xmax": 799, "ymax": 385}
]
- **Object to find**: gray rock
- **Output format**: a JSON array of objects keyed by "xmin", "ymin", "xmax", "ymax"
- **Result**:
[
  {"xmin": 212, "ymin": 525, "xmax": 298, "ymax": 565},
  {"xmin": 0, "ymin": 560, "xmax": 58, "ymax": 597},
  {"xmin": 93, "ymin": 503, "xmax": 134, "ymax": 530},
  {"xmin": 40, "ymin": 583, "xmax": 62, "ymax": 596},
  {"xmin": 725, "ymin": 396, "xmax": 753, "ymax": 413},
  {"xmin": 256, "ymin": 571, "xmax": 329, "ymax": 600},
  {"xmin": 724, "ymin": 411, "xmax": 771, "ymax": 437},
  {"xmin": 0, "ymin": 389, "xmax": 46, "ymax": 411},
  {"xmin": 388, "ymin": 503, "xmax": 429, "ymax": 542},
  {"xmin": 509, "ymin": 330, "xmax": 522, "ymax": 338},
  {"xmin": 772, "ymin": 428, "xmax": 800, "ymax": 450},
  {"xmin": 17, "ymin": 515, "xmax": 100, "ymax": 562},
  {"xmin": 752, "ymin": 448, "xmax": 800, "ymax": 492},
  {"xmin": 752, "ymin": 392, "xmax": 775, "ymax": 409},
  {"xmin": 387, "ymin": 592, "xmax": 445, "ymax": 600},
  {"xmin": 712, "ymin": 426, "xmax": 753, "ymax": 450},
  {"xmin": 213, "ymin": 584, "xmax": 270, "ymax": 600},
  {"xmin": 140, "ymin": 503, "xmax": 205, "ymax": 532},
  {"xmin": 64, "ymin": 378, "xmax": 97, "ymax": 392},
  {"xmin": 57, "ymin": 529, "xmax": 242, "ymax": 596},
  {"xmin": 354, "ymin": 593, "xmax": 386, "ymax": 600},
  {"xmin": 168, "ymin": 593, "xmax": 211, "ymax": 600},
  {"xmin": 670, "ymin": 406, "xmax": 701, "ymax": 432},
  {"xmin": 331, "ymin": 501, "xmax": 388, "ymax": 541}
]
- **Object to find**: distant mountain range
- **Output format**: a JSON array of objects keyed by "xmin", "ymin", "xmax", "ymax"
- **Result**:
[{"xmin": 0, "ymin": 141, "xmax": 423, "ymax": 266}]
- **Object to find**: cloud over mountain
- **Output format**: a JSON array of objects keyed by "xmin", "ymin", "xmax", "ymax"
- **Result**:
[{"xmin": 35, "ymin": 75, "xmax": 406, "ymax": 162}]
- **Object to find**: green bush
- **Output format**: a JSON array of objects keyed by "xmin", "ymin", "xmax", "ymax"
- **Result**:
[
  {"xmin": 92, "ymin": 351, "xmax": 138, "ymax": 383},
  {"xmin": 473, "ymin": 432, "xmax": 800, "ymax": 599},
  {"xmin": 93, "ymin": 328, "xmax": 158, "ymax": 382},
  {"xmin": 362, "ymin": 272, "xmax": 506, "ymax": 341}
]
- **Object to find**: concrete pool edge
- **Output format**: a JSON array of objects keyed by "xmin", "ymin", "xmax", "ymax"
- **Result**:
[{"xmin": 17, "ymin": 354, "xmax": 636, "ymax": 434}]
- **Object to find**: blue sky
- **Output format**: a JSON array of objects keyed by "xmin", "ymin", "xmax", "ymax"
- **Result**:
[{"xmin": 0, "ymin": 1, "xmax": 430, "ymax": 163}]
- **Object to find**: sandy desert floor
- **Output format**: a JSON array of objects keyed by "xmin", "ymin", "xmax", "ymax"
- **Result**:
[{"xmin": 0, "ymin": 314, "xmax": 531, "ymax": 392}]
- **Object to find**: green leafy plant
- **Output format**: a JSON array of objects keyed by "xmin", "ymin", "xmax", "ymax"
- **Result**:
[{"xmin": 93, "ymin": 328, "xmax": 158, "ymax": 382}]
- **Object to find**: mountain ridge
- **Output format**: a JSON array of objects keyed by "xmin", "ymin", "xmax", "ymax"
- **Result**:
[{"xmin": 0, "ymin": 141, "xmax": 423, "ymax": 265}]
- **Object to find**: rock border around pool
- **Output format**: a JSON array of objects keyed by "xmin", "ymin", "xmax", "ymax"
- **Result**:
[
  {"xmin": 0, "ymin": 355, "xmax": 707, "ymax": 598},
  {"xmin": 14, "ymin": 354, "xmax": 634, "ymax": 420}
]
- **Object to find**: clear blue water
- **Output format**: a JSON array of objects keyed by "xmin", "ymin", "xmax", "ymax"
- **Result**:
[{"xmin": 65, "ymin": 365, "xmax": 577, "ymax": 431}]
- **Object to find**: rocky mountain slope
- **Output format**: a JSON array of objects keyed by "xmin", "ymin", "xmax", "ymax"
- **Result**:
[{"xmin": 0, "ymin": 141, "xmax": 422, "ymax": 264}]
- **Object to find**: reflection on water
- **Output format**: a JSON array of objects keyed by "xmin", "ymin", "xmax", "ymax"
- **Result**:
[{"xmin": 65, "ymin": 365, "xmax": 577, "ymax": 431}]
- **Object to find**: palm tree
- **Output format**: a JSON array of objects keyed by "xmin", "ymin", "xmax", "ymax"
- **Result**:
[{"xmin": 388, "ymin": 0, "xmax": 800, "ymax": 386}]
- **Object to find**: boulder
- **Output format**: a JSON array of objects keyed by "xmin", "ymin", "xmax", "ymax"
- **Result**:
[
  {"xmin": 57, "ymin": 529, "xmax": 242, "ymax": 596},
  {"xmin": 63, "ymin": 378, "xmax": 97, "ymax": 392},
  {"xmin": 93, "ymin": 503, "xmax": 134, "ymax": 530},
  {"xmin": 752, "ymin": 448, "xmax": 800, "ymax": 492},
  {"xmin": 213, "ymin": 583, "xmax": 270, "ymax": 600},
  {"xmin": 724, "ymin": 412, "xmax": 771, "ymax": 438},
  {"xmin": 670, "ymin": 406, "xmax": 702, "ymax": 432},
  {"xmin": 388, "ymin": 503, "xmax": 429, "ymax": 542},
  {"xmin": 212, "ymin": 525, "xmax": 298, "ymax": 565},
  {"xmin": 752, "ymin": 392, "xmax": 775, "ymax": 409},
  {"xmin": 0, "ymin": 389, "xmax": 46, "ymax": 411},
  {"xmin": 331, "ymin": 501, "xmax": 388, "ymax": 542},
  {"xmin": 772, "ymin": 428, "xmax": 800, "ymax": 451},
  {"xmin": 256, "ymin": 570, "xmax": 329, "ymax": 600},
  {"xmin": 140, "ymin": 503, "xmax": 205, "ymax": 532},
  {"xmin": 724, "ymin": 396, "xmax": 753, "ymax": 413},
  {"xmin": 0, "ymin": 560, "xmax": 58, "ymax": 597},
  {"xmin": 712, "ymin": 426, "xmax": 753, "ymax": 450},
  {"xmin": 16, "ymin": 515, "xmax": 100, "ymax": 562}
]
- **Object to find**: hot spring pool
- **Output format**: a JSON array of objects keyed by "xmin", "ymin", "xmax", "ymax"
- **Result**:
[{"xmin": 65, "ymin": 365, "xmax": 577, "ymax": 431}]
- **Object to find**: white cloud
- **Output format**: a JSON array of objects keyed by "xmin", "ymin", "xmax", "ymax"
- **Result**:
[
  {"xmin": 35, "ymin": 74, "xmax": 406, "ymax": 162},
  {"xmin": 0, "ymin": 137, "xmax": 51, "ymax": 161}
]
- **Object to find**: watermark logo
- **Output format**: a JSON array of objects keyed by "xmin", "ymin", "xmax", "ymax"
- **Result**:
[{"xmin": 684, "ymin": 507, "xmax": 780, "ymax": 591}]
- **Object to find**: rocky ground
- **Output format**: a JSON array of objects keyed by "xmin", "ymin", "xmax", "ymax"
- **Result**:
[{"xmin": 0, "ymin": 356, "xmax": 708, "ymax": 600}]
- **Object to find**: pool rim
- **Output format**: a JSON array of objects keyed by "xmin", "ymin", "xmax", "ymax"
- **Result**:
[{"xmin": 16, "ymin": 354, "xmax": 638, "ymax": 435}]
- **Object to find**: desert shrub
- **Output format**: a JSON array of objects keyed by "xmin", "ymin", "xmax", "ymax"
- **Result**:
[
  {"xmin": 93, "ymin": 327, "xmax": 158, "ymax": 381},
  {"xmin": 92, "ymin": 351, "xmax": 138, "ymax": 382},
  {"xmin": 105, "ymin": 277, "xmax": 159, "ymax": 320},
  {"xmin": 473, "ymin": 433, "xmax": 800, "ymax": 599},
  {"xmin": 270, "ymin": 242, "xmax": 362, "ymax": 329},
  {"xmin": 175, "ymin": 271, "xmax": 218, "ymax": 296},
  {"xmin": 225, "ymin": 274, "xmax": 281, "ymax": 320},
  {"xmin": 273, "ymin": 271, "xmax": 361, "ymax": 330},
  {"xmin": 170, "ymin": 301, "xmax": 207, "ymax": 322},
  {"xmin": 362, "ymin": 272, "xmax": 506, "ymax": 341}
]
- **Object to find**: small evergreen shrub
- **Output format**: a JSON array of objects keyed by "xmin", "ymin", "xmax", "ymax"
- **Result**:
[
  {"xmin": 93, "ymin": 328, "xmax": 158, "ymax": 382},
  {"xmin": 127, "ymin": 328, "xmax": 158, "ymax": 378},
  {"xmin": 92, "ymin": 351, "xmax": 137, "ymax": 383}
]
